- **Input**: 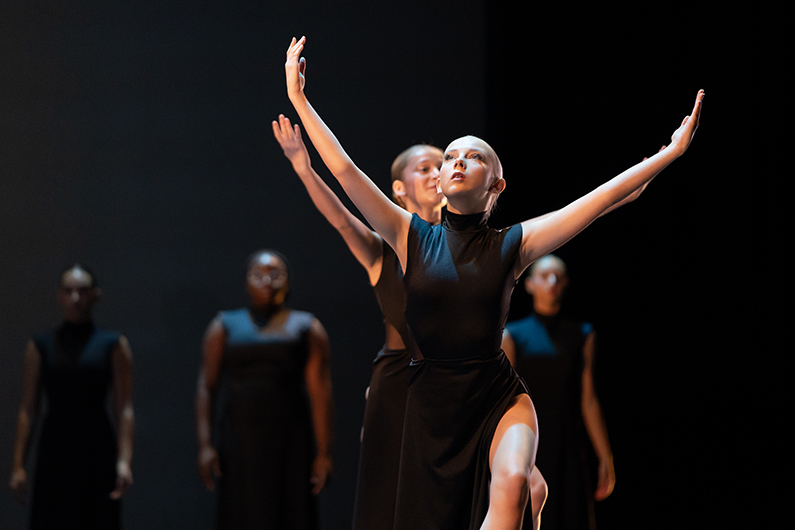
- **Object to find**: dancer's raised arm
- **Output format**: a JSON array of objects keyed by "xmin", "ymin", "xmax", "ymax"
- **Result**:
[
  {"xmin": 284, "ymin": 37, "xmax": 411, "ymax": 265},
  {"xmin": 273, "ymin": 115, "xmax": 385, "ymax": 285},
  {"xmin": 515, "ymin": 89, "xmax": 704, "ymax": 274}
]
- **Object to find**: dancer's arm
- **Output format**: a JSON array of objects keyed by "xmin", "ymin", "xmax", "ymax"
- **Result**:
[
  {"xmin": 196, "ymin": 317, "xmax": 226, "ymax": 491},
  {"xmin": 8, "ymin": 340, "xmax": 41, "ymax": 505},
  {"xmin": 516, "ymin": 90, "xmax": 704, "ymax": 274},
  {"xmin": 304, "ymin": 318, "xmax": 334, "ymax": 495},
  {"xmin": 110, "ymin": 336, "xmax": 135, "ymax": 500},
  {"xmin": 522, "ymin": 149, "xmax": 664, "ymax": 227},
  {"xmin": 284, "ymin": 37, "xmax": 412, "ymax": 266},
  {"xmin": 273, "ymin": 115, "xmax": 385, "ymax": 285},
  {"xmin": 581, "ymin": 145, "xmax": 666, "ymax": 218},
  {"xmin": 580, "ymin": 331, "xmax": 615, "ymax": 500},
  {"xmin": 598, "ymin": 144, "xmax": 671, "ymax": 213}
]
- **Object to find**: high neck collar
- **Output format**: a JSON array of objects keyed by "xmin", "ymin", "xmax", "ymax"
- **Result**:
[
  {"xmin": 533, "ymin": 310, "xmax": 560, "ymax": 323},
  {"xmin": 248, "ymin": 305, "xmax": 284, "ymax": 326},
  {"xmin": 56, "ymin": 321, "xmax": 96, "ymax": 353},
  {"xmin": 532, "ymin": 310, "xmax": 564, "ymax": 332},
  {"xmin": 60, "ymin": 320, "xmax": 95, "ymax": 333},
  {"xmin": 442, "ymin": 207, "xmax": 489, "ymax": 232}
]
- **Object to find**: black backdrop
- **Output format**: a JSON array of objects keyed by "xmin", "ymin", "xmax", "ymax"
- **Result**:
[{"xmin": 1, "ymin": 1, "xmax": 785, "ymax": 528}]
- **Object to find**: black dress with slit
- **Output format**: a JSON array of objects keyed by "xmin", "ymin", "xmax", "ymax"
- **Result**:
[
  {"xmin": 506, "ymin": 312, "xmax": 597, "ymax": 530},
  {"xmin": 352, "ymin": 241, "xmax": 413, "ymax": 530},
  {"xmin": 30, "ymin": 321, "xmax": 122, "ymax": 530},
  {"xmin": 394, "ymin": 209, "xmax": 529, "ymax": 530},
  {"xmin": 215, "ymin": 307, "xmax": 318, "ymax": 530}
]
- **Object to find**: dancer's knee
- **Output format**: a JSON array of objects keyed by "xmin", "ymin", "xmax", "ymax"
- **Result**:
[
  {"xmin": 491, "ymin": 460, "xmax": 531, "ymax": 509},
  {"xmin": 529, "ymin": 471, "xmax": 548, "ymax": 515}
]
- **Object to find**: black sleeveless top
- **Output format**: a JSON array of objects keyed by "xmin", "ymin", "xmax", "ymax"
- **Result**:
[
  {"xmin": 351, "ymin": 241, "xmax": 412, "ymax": 530},
  {"xmin": 506, "ymin": 313, "xmax": 596, "ymax": 530},
  {"xmin": 219, "ymin": 307, "xmax": 314, "ymax": 387},
  {"xmin": 394, "ymin": 209, "xmax": 527, "ymax": 530},
  {"xmin": 371, "ymin": 240, "xmax": 411, "ymax": 348},
  {"xmin": 34, "ymin": 321, "xmax": 121, "ymax": 422},
  {"xmin": 507, "ymin": 313, "xmax": 592, "ymax": 414},
  {"xmin": 404, "ymin": 208, "xmax": 523, "ymax": 359},
  {"xmin": 30, "ymin": 321, "xmax": 122, "ymax": 530},
  {"xmin": 215, "ymin": 307, "xmax": 318, "ymax": 530}
]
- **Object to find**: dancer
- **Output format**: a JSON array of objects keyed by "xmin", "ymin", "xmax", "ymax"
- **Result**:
[
  {"xmin": 196, "ymin": 250, "xmax": 333, "ymax": 530},
  {"xmin": 273, "ymin": 117, "xmax": 444, "ymax": 529},
  {"xmin": 283, "ymin": 36, "xmax": 702, "ymax": 530},
  {"xmin": 274, "ymin": 116, "xmax": 652, "ymax": 530},
  {"xmin": 503, "ymin": 255, "xmax": 614, "ymax": 530},
  {"xmin": 273, "ymin": 116, "xmax": 562, "ymax": 529},
  {"xmin": 9, "ymin": 264, "xmax": 135, "ymax": 530}
]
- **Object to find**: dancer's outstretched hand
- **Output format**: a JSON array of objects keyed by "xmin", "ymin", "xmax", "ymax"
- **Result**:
[
  {"xmin": 9, "ymin": 467, "xmax": 28, "ymax": 505},
  {"xmin": 198, "ymin": 445, "xmax": 222, "ymax": 491},
  {"xmin": 594, "ymin": 456, "xmax": 616, "ymax": 501},
  {"xmin": 272, "ymin": 114, "xmax": 311, "ymax": 171},
  {"xmin": 285, "ymin": 36, "xmax": 307, "ymax": 99},
  {"xmin": 310, "ymin": 454, "xmax": 333, "ymax": 495},
  {"xmin": 109, "ymin": 460, "xmax": 133, "ymax": 500},
  {"xmin": 669, "ymin": 89, "xmax": 705, "ymax": 156}
]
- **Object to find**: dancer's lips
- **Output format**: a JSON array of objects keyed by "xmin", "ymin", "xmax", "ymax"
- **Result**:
[{"xmin": 452, "ymin": 171, "xmax": 465, "ymax": 180}]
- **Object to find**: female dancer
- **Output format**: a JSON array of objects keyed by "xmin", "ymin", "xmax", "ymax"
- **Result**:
[
  {"xmin": 272, "ymin": 118, "xmax": 445, "ymax": 529},
  {"xmin": 283, "ymin": 36, "xmax": 702, "ymax": 530},
  {"xmin": 503, "ymin": 255, "xmax": 614, "ymax": 530},
  {"xmin": 273, "ymin": 116, "xmax": 561, "ymax": 529},
  {"xmin": 9, "ymin": 264, "xmax": 135, "ymax": 529},
  {"xmin": 196, "ymin": 250, "xmax": 333, "ymax": 530},
  {"xmin": 274, "ymin": 112, "xmax": 651, "ymax": 530}
]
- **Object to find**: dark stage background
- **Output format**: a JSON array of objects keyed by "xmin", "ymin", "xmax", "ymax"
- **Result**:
[{"xmin": 1, "ymin": 1, "xmax": 785, "ymax": 529}]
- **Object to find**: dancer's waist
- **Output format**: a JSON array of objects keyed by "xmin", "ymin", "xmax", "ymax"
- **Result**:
[{"xmin": 410, "ymin": 349, "xmax": 505, "ymax": 366}]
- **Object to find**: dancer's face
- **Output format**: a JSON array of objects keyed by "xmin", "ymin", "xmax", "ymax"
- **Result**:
[
  {"xmin": 525, "ymin": 257, "xmax": 568, "ymax": 305},
  {"xmin": 398, "ymin": 147, "xmax": 444, "ymax": 211},
  {"xmin": 58, "ymin": 267, "xmax": 99, "ymax": 322},
  {"xmin": 246, "ymin": 253, "xmax": 289, "ymax": 307},
  {"xmin": 439, "ymin": 136, "xmax": 503, "ymax": 212}
]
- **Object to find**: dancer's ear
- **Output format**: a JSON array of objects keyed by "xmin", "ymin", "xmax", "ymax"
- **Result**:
[
  {"xmin": 392, "ymin": 179, "xmax": 407, "ymax": 199},
  {"xmin": 490, "ymin": 177, "xmax": 506, "ymax": 195}
]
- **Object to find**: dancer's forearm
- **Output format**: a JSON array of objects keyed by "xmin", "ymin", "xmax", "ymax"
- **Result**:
[
  {"xmin": 519, "ymin": 90, "xmax": 704, "ymax": 270},
  {"xmin": 284, "ymin": 37, "xmax": 410, "ymax": 256},
  {"xmin": 11, "ymin": 341, "xmax": 40, "ymax": 472},
  {"xmin": 288, "ymin": 95, "xmax": 404, "ymax": 239},
  {"xmin": 273, "ymin": 115, "xmax": 382, "ymax": 273},
  {"xmin": 112, "ymin": 337, "xmax": 135, "ymax": 467}
]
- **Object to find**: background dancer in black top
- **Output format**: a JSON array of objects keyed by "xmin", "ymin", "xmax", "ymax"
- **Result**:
[
  {"xmin": 9, "ymin": 264, "xmax": 135, "ymax": 530},
  {"xmin": 273, "ymin": 117, "xmax": 445, "ymax": 529},
  {"xmin": 283, "ymin": 36, "xmax": 703, "ymax": 529},
  {"xmin": 503, "ymin": 255, "xmax": 614, "ymax": 530},
  {"xmin": 195, "ymin": 250, "xmax": 333, "ymax": 530}
]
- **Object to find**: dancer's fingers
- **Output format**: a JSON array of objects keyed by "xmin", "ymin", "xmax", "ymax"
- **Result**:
[{"xmin": 280, "ymin": 114, "xmax": 293, "ymax": 136}]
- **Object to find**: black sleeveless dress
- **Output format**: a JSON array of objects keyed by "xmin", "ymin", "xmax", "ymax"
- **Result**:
[
  {"xmin": 394, "ymin": 209, "xmax": 529, "ymax": 530},
  {"xmin": 506, "ymin": 313, "xmax": 597, "ymax": 530},
  {"xmin": 215, "ymin": 308, "xmax": 318, "ymax": 530},
  {"xmin": 30, "ymin": 321, "xmax": 122, "ymax": 530},
  {"xmin": 352, "ymin": 241, "xmax": 413, "ymax": 529}
]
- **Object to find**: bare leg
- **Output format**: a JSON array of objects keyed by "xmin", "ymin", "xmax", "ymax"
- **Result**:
[
  {"xmin": 528, "ymin": 466, "xmax": 548, "ymax": 530},
  {"xmin": 480, "ymin": 394, "xmax": 538, "ymax": 530}
]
